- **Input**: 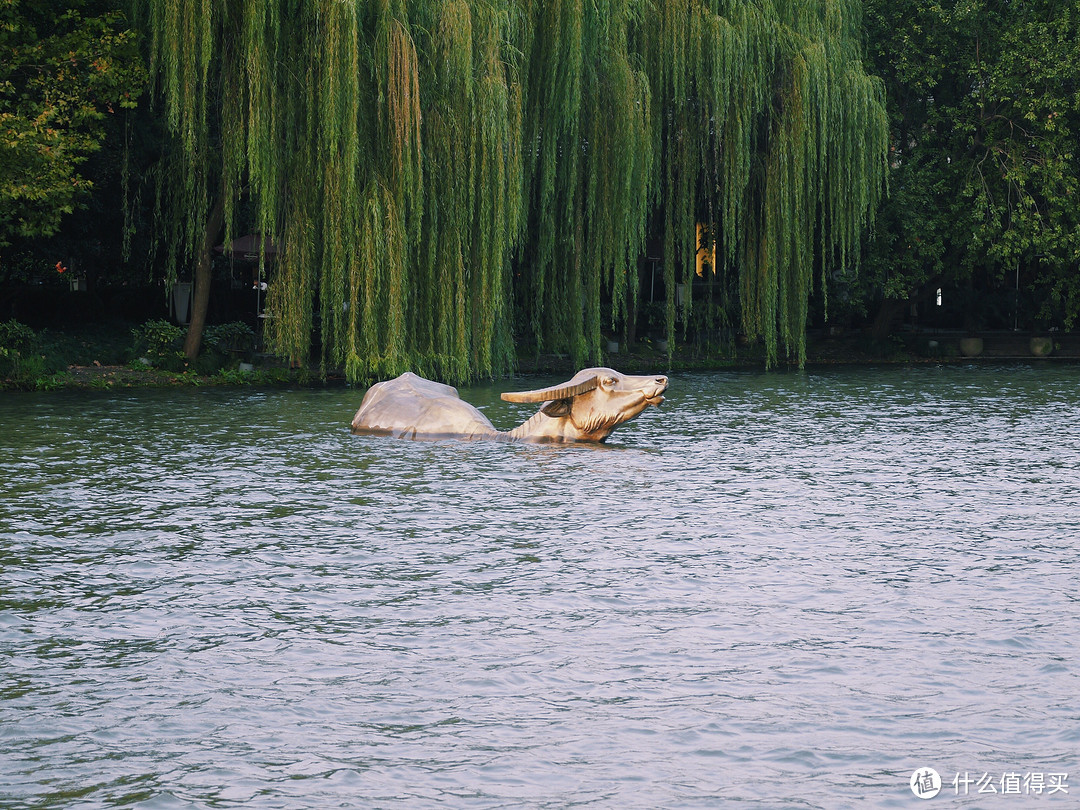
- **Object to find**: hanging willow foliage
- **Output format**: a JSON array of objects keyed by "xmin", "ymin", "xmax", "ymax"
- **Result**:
[
  {"xmin": 143, "ymin": 0, "xmax": 886, "ymax": 381},
  {"xmin": 638, "ymin": 0, "xmax": 889, "ymax": 365}
]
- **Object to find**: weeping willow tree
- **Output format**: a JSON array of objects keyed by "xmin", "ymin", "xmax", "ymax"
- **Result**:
[
  {"xmin": 636, "ymin": 0, "xmax": 889, "ymax": 366},
  {"xmin": 142, "ymin": 0, "xmax": 885, "ymax": 380},
  {"xmin": 143, "ymin": 0, "xmax": 521, "ymax": 378},
  {"xmin": 511, "ymin": 0, "xmax": 654, "ymax": 367}
]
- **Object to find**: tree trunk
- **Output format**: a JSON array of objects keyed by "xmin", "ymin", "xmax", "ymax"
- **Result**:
[
  {"xmin": 183, "ymin": 194, "xmax": 225, "ymax": 360},
  {"xmin": 869, "ymin": 296, "xmax": 907, "ymax": 341},
  {"xmin": 624, "ymin": 279, "xmax": 638, "ymax": 349}
]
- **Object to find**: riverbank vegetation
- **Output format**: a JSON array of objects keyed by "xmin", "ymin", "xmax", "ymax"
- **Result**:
[
  {"xmin": 0, "ymin": 317, "xmax": 301, "ymax": 390},
  {"xmin": 2, "ymin": 0, "xmax": 1078, "ymax": 389}
]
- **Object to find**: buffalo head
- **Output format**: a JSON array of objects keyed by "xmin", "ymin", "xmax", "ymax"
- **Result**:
[{"xmin": 502, "ymin": 367, "xmax": 668, "ymax": 442}]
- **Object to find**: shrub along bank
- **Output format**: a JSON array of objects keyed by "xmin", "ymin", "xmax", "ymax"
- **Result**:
[{"xmin": 0, "ymin": 318, "xmax": 308, "ymax": 391}]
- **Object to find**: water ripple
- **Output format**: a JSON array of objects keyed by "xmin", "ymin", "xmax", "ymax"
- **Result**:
[{"xmin": 2, "ymin": 366, "xmax": 1078, "ymax": 808}]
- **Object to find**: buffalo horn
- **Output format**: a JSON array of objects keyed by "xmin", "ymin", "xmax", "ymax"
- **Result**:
[{"xmin": 501, "ymin": 375, "xmax": 599, "ymax": 403}]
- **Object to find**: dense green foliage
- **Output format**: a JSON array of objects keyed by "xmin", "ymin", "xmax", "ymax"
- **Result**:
[
  {"xmin": 0, "ymin": 318, "xmax": 276, "ymax": 389},
  {"xmin": 143, "ymin": 0, "xmax": 887, "ymax": 379},
  {"xmin": 131, "ymin": 317, "xmax": 253, "ymax": 372},
  {"xmin": 130, "ymin": 317, "xmax": 184, "ymax": 369},
  {"xmin": 0, "ymin": 0, "xmax": 144, "ymax": 245},
  {"xmin": 0, "ymin": 317, "xmax": 68, "ymax": 386},
  {"xmin": 859, "ymin": 0, "xmax": 1080, "ymax": 331},
  {"xmin": 4, "ymin": 0, "xmax": 1077, "ymax": 377},
  {"xmin": 0, "ymin": 317, "xmax": 36, "ymax": 380}
]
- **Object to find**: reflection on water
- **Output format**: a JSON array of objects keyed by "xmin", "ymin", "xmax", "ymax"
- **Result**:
[{"xmin": 2, "ymin": 365, "xmax": 1079, "ymax": 808}]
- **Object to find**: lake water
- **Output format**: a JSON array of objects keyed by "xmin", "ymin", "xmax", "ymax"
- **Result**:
[{"xmin": 1, "ymin": 364, "xmax": 1078, "ymax": 808}]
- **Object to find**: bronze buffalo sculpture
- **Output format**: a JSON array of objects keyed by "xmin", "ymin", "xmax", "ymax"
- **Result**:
[{"xmin": 350, "ymin": 367, "xmax": 668, "ymax": 443}]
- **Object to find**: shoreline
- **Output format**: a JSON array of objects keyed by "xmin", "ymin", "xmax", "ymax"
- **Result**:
[{"xmin": 5, "ymin": 329, "xmax": 1077, "ymax": 393}]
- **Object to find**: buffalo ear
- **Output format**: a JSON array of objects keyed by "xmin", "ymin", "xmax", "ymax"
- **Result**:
[{"xmin": 541, "ymin": 398, "xmax": 571, "ymax": 417}]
